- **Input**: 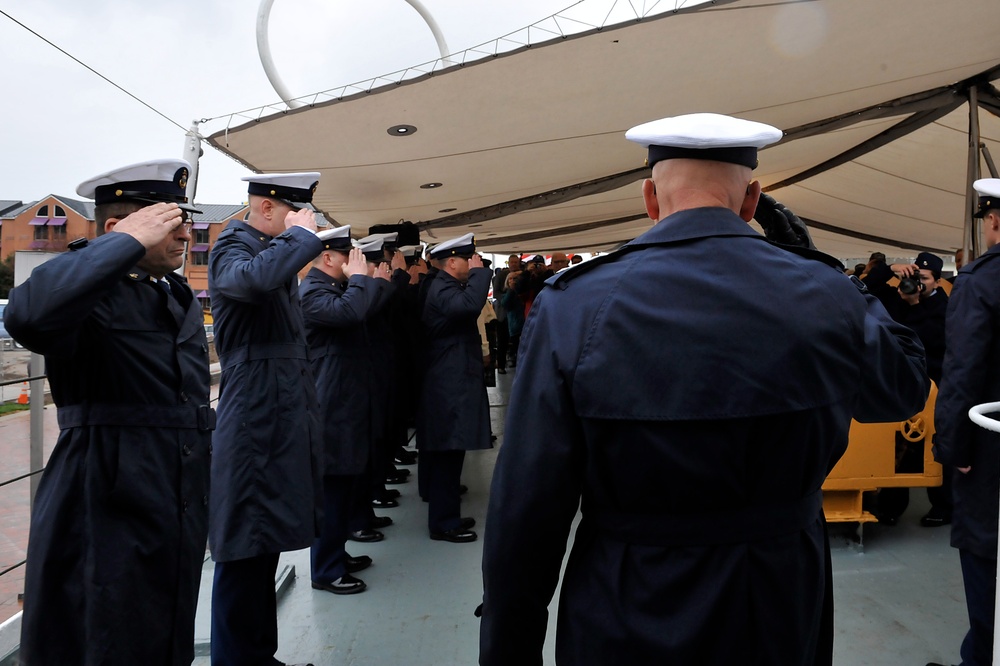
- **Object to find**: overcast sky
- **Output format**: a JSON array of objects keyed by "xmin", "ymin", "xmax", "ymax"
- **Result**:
[{"xmin": 1, "ymin": 0, "xmax": 632, "ymax": 206}]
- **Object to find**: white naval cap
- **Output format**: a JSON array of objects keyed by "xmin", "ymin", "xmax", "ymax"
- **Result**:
[
  {"xmin": 973, "ymin": 178, "xmax": 1000, "ymax": 218},
  {"xmin": 625, "ymin": 113, "xmax": 783, "ymax": 170},
  {"xmin": 359, "ymin": 231, "xmax": 399, "ymax": 250},
  {"xmin": 317, "ymin": 225, "xmax": 352, "ymax": 251},
  {"xmin": 242, "ymin": 172, "xmax": 320, "ymax": 210},
  {"xmin": 77, "ymin": 158, "xmax": 201, "ymax": 212},
  {"xmin": 356, "ymin": 238, "xmax": 386, "ymax": 262},
  {"xmin": 429, "ymin": 233, "xmax": 476, "ymax": 259},
  {"xmin": 398, "ymin": 244, "xmax": 419, "ymax": 258}
]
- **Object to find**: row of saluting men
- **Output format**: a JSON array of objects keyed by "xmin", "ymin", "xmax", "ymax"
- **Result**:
[{"xmin": 4, "ymin": 158, "xmax": 495, "ymax": 665}]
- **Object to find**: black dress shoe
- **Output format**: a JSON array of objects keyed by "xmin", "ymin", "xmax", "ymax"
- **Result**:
[
  {"xmin": 371, "ymin": 497, "xmax": 398, "ymax": 508},
  {"xmin": 311, "ymin": 573, "xmax": 367, "ymax": 595},
  {"xmin": 349, "ymin": 529, "xmax": 384, "ymax": 543},
  {"xmin": 460, "ymin": 516, "xmax": 476, "ymax": 529},
  {"xmin": 920, "ymin": 507, "xmax": 952, "ymax": 527},
  {"xmin": 395, "ymin": 450, "xmax": 418, "ymax": 465},
  {"xmin": 430, "ymin": 528, "xmax": 478, "ymax": 543},
  {"xmin": 371, "ymin": 515, "xmax": 393, "ymax": 529},
  {"xmin": 385, "ymin": 472, "xmax": 409, "ymax": 485},
  {"xmin": 383, "ymin": 488, "xmax": 401, "ymax": 499},
  {"xmin": 345, "ymin": 554, "xmax": 372, "ymax": 573}
]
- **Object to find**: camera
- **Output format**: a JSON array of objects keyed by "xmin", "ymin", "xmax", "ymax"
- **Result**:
[{"xmin": 899, "ymin": 276, "xmax": 924, "ymax": 296}]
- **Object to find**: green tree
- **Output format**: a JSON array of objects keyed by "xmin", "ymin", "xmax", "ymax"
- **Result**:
[{"xmin": 0, "ymin": 254, "xmax": 14, "ymax": 299}]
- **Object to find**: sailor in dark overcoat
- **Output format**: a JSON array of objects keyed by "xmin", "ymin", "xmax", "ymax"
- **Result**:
[
  {"xmin": 417, "ymin": 233, "xmax": 493, "ymax": 542},
  {"xmin": 208, "ymin": 173, "xmax": 324, "ymax": 666},
  {"xmin": 300, "ymin": 229, "xmax": 393, "ymax": 594},
  {"xmin": 933, "ymin": 178, "xmax": 1000, "ymax": 666},
  {"xmin": 6, "ymin": 159, "xmax": 212, "ymax": 665},
  {"xmin": 479, "ymin": 114, "xmax": 930, "ymax": 666}
]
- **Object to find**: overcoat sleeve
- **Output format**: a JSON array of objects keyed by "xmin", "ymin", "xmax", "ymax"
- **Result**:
[
  {"xmin": 480, "ymin": 288, "xmax": 585, "ymax": 665},
  {"xmin": 852, "ymin": 290, "xmax": 929, "ymax": 423},
  {"xmin": 935, "ymin": 274, "xmax": 994, "ymax": 467},
  {"xmin": 210, "ymin": 225, "xmax": 322, "ymax": 302},
  {"xmin": 4, "ymin": 233, "xmax": 146, "ymax": 357},
  {"xmin": 300, "ymin": 274, "xmax": 383, "ymax": 327},
  {"xmin": 436, "ymin": 268, "xmax": 491, "ymax": 319}
]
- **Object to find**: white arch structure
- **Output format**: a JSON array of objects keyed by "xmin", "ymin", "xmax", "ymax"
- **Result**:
[{"xmin": 255, "ymin": 0, "xmax": 452, "ymax": 110}]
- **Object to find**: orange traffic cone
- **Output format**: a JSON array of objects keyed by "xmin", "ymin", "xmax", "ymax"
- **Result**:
[{"xmin": 17, "ymin": 383, "xmax": 28, "ymax": 405}]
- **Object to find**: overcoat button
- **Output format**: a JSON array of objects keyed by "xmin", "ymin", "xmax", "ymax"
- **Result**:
[
  {"xmin": 180, "ymin": 392, "xmax": 189, "ymax": 402},
  {"xmin": 203, "ymin": 495, "xmax": 208, "ymax": 506},
  {"xmin": 182, "ymin": 445, "xmax": 191, "ymax": 456},
  {"xmin": 182, "ymin": 500, "xmax": 188, "ymax": 512}
]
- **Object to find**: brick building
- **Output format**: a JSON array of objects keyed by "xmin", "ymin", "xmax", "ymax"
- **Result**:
[{"xmin": 1, "ymin": 197, "xmax": 250, "ymax": 312}]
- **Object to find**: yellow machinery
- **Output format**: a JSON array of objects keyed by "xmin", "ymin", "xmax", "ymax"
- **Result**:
[{"xmin": 823, "ymin": 383, "xmax": 942, "ymax": 522}]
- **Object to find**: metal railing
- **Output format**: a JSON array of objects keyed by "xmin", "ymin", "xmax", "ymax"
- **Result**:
[{"xmin": 0, "ymin": 369, "xmax": 47, "ymax": 584}]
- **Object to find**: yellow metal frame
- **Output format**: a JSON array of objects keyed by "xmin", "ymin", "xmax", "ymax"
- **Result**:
[{"xmin": 822, "ymin": 383, "xmax": 942, "ymax": 522}]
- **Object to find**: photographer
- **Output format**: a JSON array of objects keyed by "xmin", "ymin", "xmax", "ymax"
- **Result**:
[{"xmin": 878, "ymin": 252, "xmax": 951, "ymax": 527}]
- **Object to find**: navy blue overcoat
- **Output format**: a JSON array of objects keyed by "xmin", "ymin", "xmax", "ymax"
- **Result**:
[
  {"xmin": 300, "ymin": 268, "xmax": 391, "ymax": 474},
  {"xmin": 480, "ymin": 208, "xmax": 929, "ymax": 666},
  {"xmin": 6, "ymin": 232, "xmax": 211, "ymax": 665},
  {"xmin": 417, "ymin": 268, "xmax": 493, "ymax": 452},
  {"xmin": 935, "ymin": 243, "xmax": 1000, "ymax": 559},
  {"xmin": 208, "ymin": 221, "xmax": 324, "ymax": 561}
]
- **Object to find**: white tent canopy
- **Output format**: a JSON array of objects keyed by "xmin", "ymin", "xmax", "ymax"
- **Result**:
[{"xmin": 206, "ymin": 0, "xmax": 1000, "ymax": 261}]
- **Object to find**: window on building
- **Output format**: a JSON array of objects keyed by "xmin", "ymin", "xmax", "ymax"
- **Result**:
[
  {"xmin": 34, "ymin": 225, "xmax": 49, "ymax": 241},
  {"xmin": 37, "ymin": 205, "xmax": 48, "ymax": 217},
  {"xmin": 195, "ymin": 228, "xmax": 210, "ymax": 244},
  {"xmin": 51, "ymin": 224, "xmax": 67, "ymax": 240},
  {"xmin": 53, "ymin": 205, "xmax": 66, "ymax": 218},
  {"xmin": 190, "ymin": 251, "xmax": 209, "ymax": 266}
]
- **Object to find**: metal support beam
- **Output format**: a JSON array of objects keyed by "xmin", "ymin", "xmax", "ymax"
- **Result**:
[
  {"xmin": 765, "ymin": 100, "xmax": 965, "ymax": 193},
  {"xmin": 418, "ymin": 168, "xmax": 649, "ymax": 231},
  {"xmin": 966, "ymin": 87, "xmax": 982, "ymax": 260}
]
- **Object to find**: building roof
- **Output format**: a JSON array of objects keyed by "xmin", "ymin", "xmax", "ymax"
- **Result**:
[
  {"xmin": 0, "ymin": 195, "xmax": 94, "ymax": 220},
  {"xmin": 1, "ymin": 198, "xmax": 248, "ymax": 223},
  {"xmin": 192, "ymin": 204, "xmax": 247, "ymax": 223}
]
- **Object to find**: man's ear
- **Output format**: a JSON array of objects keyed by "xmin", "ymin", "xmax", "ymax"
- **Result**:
[
  {"xmin": 260, "ymin": 197, "xmax": 274, "ymax": 219},
  {"xmin": 641, "ymin": 179, "xmax": 659, "ymax": 222},
  {"xmin": 104, "ymin": 219, "xmax": 118, "ymax": 234},
  {"xmin": 739, "ymin": 180, "xmax": 762, "ymax": 223}
]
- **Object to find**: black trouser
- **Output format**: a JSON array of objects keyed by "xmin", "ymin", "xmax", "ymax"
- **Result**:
[
  {"xmin": 508, "ymin": 333, "xmax": 521, "ymax": 366},
  {"xmin": 959, "ymin": 548, "xmax": 997, "ymax": 665},
  {"xmin": 496, "ymin": 318, "xmax": 509, "ymax": 370},
  {"xmin": 422, "ymin": 449, "xmax": 466, "ymax": 533},
  {"xmin": 311, "ymin": 474, "xmax": 356, "ymax": 583},
  {"xmin": 211, "ymin": 553, "xmax": 281, "ymax": 666}
]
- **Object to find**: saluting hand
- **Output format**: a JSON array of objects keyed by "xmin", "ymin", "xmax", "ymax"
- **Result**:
[
  {"xmin": 375, "ymin": 262, "xmax": 392, "ymax": 281},
  {"xmin": 111, "ymin": 202, "xmax": 184, "ymax": 250},
  {"xmin": 285, "ymin": 207, "xmax": 317, "ymax": 232},
  {"xmin": 469, "ymin": 254, "xmax": 484, "ymax": 270},
  {"xmin": 390, "ymin": 251, "xmax": 407, "ymax": 272},
  {"xmin": 342, "ymin": 248, "xmax": 367, "ymax": 278}
]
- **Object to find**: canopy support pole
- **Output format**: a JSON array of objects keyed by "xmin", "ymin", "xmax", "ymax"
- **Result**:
[{"xmin": 966, "ymin": 86, "xmax": 982, "ymax": 260}]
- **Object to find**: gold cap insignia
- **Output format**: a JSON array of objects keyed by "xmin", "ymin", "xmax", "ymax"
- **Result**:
[
  {"xmin": 178, "ymin": 168, "xmax": 188, "ymax": 189},
  {"xmin": 116, "ymin": 189, "xmax": 124, "ymax": 197},
  {"xmin": 128, "ymin": 272, "xmax": 139, "ymax": 279}
]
